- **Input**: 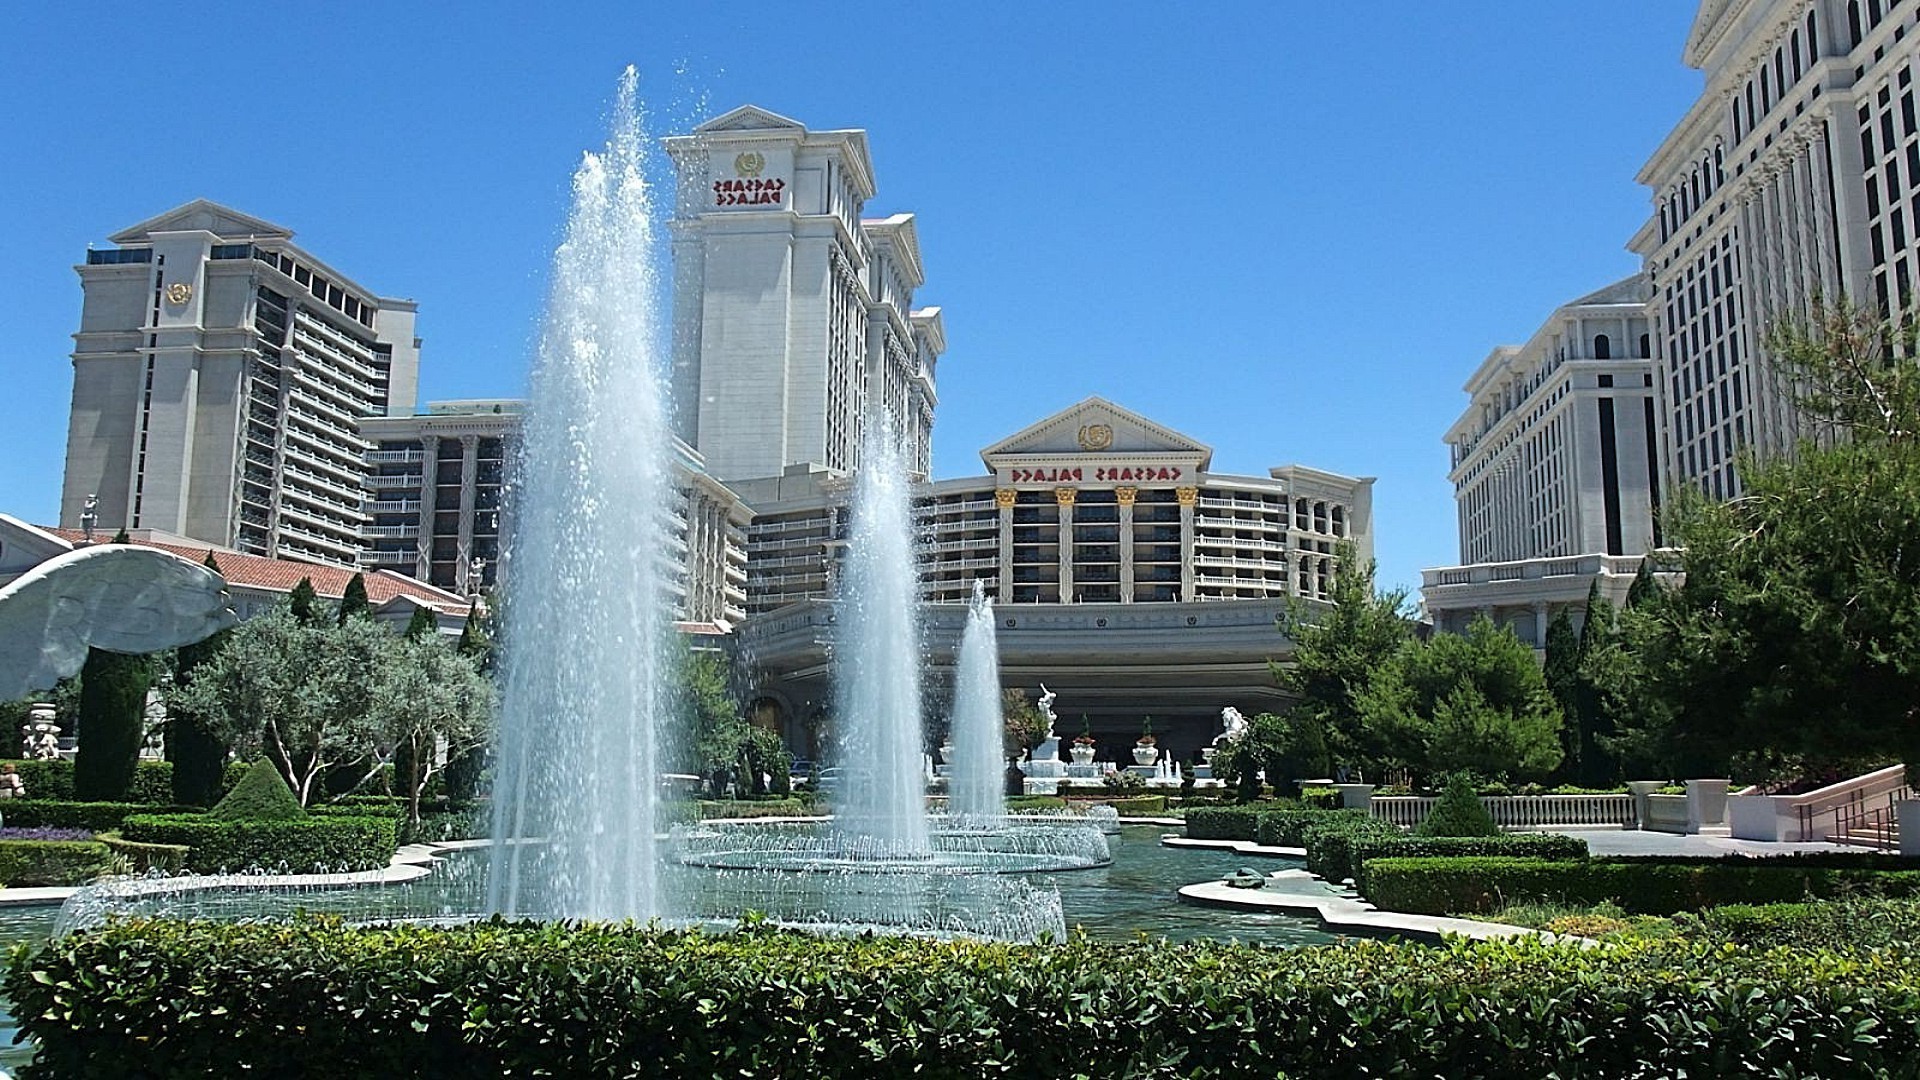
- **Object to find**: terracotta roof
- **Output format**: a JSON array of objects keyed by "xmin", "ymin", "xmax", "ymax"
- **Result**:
[{"xmin": 40, "ymin": 529, "xmax": 472, "ymax": 615}]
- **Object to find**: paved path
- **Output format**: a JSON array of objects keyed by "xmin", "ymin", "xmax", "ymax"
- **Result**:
[
  {"xmin": 1543, "ymin": 827, "xmax": 1849, "ymax": 857},
  {"xmin": 1176, "ymin": 870, "xmax": 1568, "ymax": 944}
]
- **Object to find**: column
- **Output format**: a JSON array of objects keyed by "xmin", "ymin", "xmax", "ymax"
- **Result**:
[
  {"xmin": 415, "ymin": 435, "xmax": 439, "ymax": 582},
  {"xmin": 995, "ymin": 488, "xmax": 1016, "ymax": 600},
  {"xmin": 455, "ymin": 435, "xmax": 479, "ymax": 593},
  {"xmin": 1176, "ymin": 486, "xmax": 1198, "ymax": 602},
  {"xmin": 1055, "ymin": 487, "xmax": 1076, "ymax": 602},
  {"xmin": 1115, "ymin": 486, "xmax": 1137, "ymax": 604},
  {"xmin": 1533, "ymin": 600, "xmax": 1549, "ymax": 650}
]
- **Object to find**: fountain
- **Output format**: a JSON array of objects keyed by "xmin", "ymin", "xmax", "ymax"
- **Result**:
[
  {"xmin": 485, "ymin": 68, "xmax": 676, "ymax": 923},
  {"xmin": 946, "ymin": 580, "xmax": 1004, "ymax": 824}
]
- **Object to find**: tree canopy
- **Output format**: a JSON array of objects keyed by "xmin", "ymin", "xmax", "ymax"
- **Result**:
[{"xmin": 1274, "ymin": 543, "xmax": 1414, "ymax": 772}]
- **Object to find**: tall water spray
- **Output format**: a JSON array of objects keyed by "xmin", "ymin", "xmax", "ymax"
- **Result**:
[
  {"xmin": 831, "ymin": 422, "xmax": 931, "ymax": 855},
  {"xmin": 948, "ymin": 580, "xmax": 1006, "ymax": 823},
  {"xmin": 488, "ymin": 68, "xmax": 676, "ymax": 921}
]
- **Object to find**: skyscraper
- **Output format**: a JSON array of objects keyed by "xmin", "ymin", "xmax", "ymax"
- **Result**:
[
  {"xmin": 60, "ymin": 200, "xmax": 419, "ymax": 566},
  {"xmin": 664, "ymin": 106, "xmax": 944, "ymax": 482}
]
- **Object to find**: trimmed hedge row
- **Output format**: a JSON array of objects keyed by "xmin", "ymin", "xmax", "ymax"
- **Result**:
[
  {"xmin": 1364, "ymin": 855, "xmax": 1920, "ymax": 915},
  {"xmin": 1299, "ymin": 815, "xmax": 1402, "ymax": 881},
  {"xmin": 0, "ymin": 759, "xmax": 174, "ymax": 804},
  {"xmin": 1331, "ymin": 834, "xmax": 1590, "ymax": 892},
  {"xmin": 120, "ymin": 814, "xmax": 398, "ymax": 874},
  {"xmin": 0, "ymin": 800, "xmax": 185, "ymax": 832},
  {"xmin": 1683, "ymin": 898, "xmax": 1920, "ymax": 950},
  {"xmin": 15, "ymin": 921, "xmax": 1920, "ymax": 1078},
  {"xmin": 96, "ymin": 832, "xmax": 189, "ymax": 874},
  {"xmin": 0, "ymin": 839, "xmax": 115, "ymax": 886}
]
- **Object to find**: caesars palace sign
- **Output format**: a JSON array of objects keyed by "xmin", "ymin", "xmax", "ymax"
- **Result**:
[
  {"xmin": 1003, "ymin": 422, "xmax": 1192, "ymax": 485},
  {"xmin": 714, "ymin": 151, "xmax": 787, "ymax": 208}
]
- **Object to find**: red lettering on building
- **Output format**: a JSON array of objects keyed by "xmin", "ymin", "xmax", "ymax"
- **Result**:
[{"xmin": 713, "ymin": 177, "xmax": 787, "ymax": 207}]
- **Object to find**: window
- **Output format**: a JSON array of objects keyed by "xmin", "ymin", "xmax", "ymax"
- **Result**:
[
  {"xmin": 1593, "ymin": 334, "xmax": 1611, "ymax": 359},
  {"xmin": 1639, "ymin": 333, "xmax": 1651, "ymax": 358}
]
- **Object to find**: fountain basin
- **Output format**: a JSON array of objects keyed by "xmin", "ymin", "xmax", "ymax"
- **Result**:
[{"xmin": 672, "ymin": 820, "xmax": 1112, "ymax": 874}]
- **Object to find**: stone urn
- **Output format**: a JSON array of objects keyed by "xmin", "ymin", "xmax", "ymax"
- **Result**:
[
  {"xmin": 1199, "ymin": 747, "xmax": 1216, "ymax": 765},
  {"xmin": 1070, "ymin": 744, "xmax": 1097, "ymax": 766},
  {"xmin": 1132, "ymin": 744, "xmax": 1160, "ymax": 766},
  {"xmin": 939, "ymin": 744, "xmax": 955, "ymax": 763}
]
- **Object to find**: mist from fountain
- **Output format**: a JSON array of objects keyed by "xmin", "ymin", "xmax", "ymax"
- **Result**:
[
  {"xmin": 829, "ymin": 421, "xmax": 931, "ymax": 856},
  {"xmin": 486, "ymin": 67, "xmax": 676, "ymax": 922},
  {"xmin": 947, "ymin": 580, "xmax": 1005, "ymax": 824}
]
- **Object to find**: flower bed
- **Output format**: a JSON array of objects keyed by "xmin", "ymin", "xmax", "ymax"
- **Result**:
[{"xmin": 12, "ymin": 921, "xmax": 1920, "ymax": 1077}]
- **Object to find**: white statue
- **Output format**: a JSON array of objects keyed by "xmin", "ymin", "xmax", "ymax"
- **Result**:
[
  {"xmin": 1217, "ymin": 706, "xmax": 1249, "ymax": 746},
  {"xmin": 1036, "ymin": 684, "xmax": 1058, "ymax": 730},
  {"xmin": 0, "ymin": 545, "xmax": 236, "ymax": 700},
  {"xmin": 22, "ymin": 703, "xmax": 60, "ymax": 761}
]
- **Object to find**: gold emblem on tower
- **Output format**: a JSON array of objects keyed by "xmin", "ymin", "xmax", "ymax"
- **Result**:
[
  {"xmin": 164, "ymin": 282, "xmax": 193, "ymax": 305},
  {"xmin": 1076, "ymin": 423, "xmax": 1114, "ymax": 451},
  {"xmin": 733, "ymin": 151, "xmax": 766, "ymax": 178}
]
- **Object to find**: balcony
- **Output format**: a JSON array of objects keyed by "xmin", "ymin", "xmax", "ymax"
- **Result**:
[
  {"xmin": 367, "ymin": 449, "xmax": 425, "ymax": 464},
  {"xmin": 361, "ymin": 524, "xmax": 420, "ymax": 540},
  {"xmin": 361, "ymin": 549, "xmax": 416, "ymax": 566},
  {"xmin": 368, "ymin": 474, "xmax": 421, "ymax": 490},
  {"xmin": 364, "ymin": 499, "xmax": 422, "ymax": 515}
]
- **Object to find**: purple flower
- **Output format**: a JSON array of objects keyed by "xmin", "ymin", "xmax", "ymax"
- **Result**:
[{"xmin": 0, "ymin": 828, "xmax": 95, "ymax": 842}]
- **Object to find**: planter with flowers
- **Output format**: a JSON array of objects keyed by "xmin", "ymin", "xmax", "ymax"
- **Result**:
[{"xmin": 1132, "ymin": 718, "xmax": 1159, "ymax": 766}]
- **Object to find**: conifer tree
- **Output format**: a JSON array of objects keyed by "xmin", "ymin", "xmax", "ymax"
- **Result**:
[
  {"xmin": 110, "ymin": 528, "xmax": 130, "ymax": 544},
  {"xmin": 403, "ymin": 607, "xmax": 438, "ymax": 639},
  {"xmin": 337, "ymin": 573, "xmax": 371, "ymax": 624},
  {"xmin": 289, "ymin": 578, "xmax": 319, "ymax": 625},
  {"xmin": 73, "ymin": 648, "xmax": 153, "ymax": 801},
  {"xmin": 1541, "ymin": 607, "xmax": 1582, "ymax": 783}
]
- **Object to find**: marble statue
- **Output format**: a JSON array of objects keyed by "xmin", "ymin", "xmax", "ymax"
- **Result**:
[
  {"xmin": 0, "ymin": 545, "xmax": 236, "ymax": 701},
  {"xmin": 1217, "ymin": 705, "xmax": 1249, "ymax": 745},
  {"xmin": 1035, "ymin": 684, "xmax": 1058, "ymax": 731}
]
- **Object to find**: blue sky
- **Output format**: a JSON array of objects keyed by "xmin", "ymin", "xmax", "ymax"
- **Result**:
[{"xmin": 0, "ymin": 2, "xmax": 1702, "ymax": 594}]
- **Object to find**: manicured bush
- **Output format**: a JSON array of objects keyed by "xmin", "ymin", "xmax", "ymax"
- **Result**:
[
  {"xmin": 1363, "ymin": 855, "xmax": 1920, "ymax": 916},
  {"xmin": 0, "ymin": 839, "xmax": 114, "ymax": 886},
  {"xmin": 1254, "ymin": 806, "xmax": 1347, "ymax": 848},
  {"xmin": 1415, "ymin": 772, "xmax": 1498, "ymax": 837},
  {"xmin": 0, "ymin": 800, "xmax": 178, "ymax": 832},
  {"xmin": 73, "ymin": 648, "xmax": 152, "ymax": 801},
  {"xmin": 96, "ymin": 832, "xmax": 189, "ymax": 874},
  {"xmin": 16, "ymin": 922, "xmax": 1920, "ymax": 1078},
  {"xmin": 209, "ymin": 761, "xmax": 306, "ymax": 822},
  {"xmin": 121, "ymin": 813, "xmax": 398, "ymax": 873},
  {"xmin": 1299, "ymin": 814, "xmax": 1403, "ymax": 881},
  {"xmin": 1182, "ymin": 806, "xmax": 1264, "ymax": 840},
  {"xmin": 1299, "ymin": 785, "xmax": 1341, "ymax": 810},
  {"xmin": 0, "ymin": 759, "xmax": 174, "ymax": 804},
  {"xmin": 1101, "ymin": 795, "xmax": 1167, "ymax": 816},
  {"xmin": 1342, "ymin": 833, "xmax": 1590, "ymax": 893},
  {"xmin": 1682, "ymin": 897, "xmax": 1920, "ymax": 950}
]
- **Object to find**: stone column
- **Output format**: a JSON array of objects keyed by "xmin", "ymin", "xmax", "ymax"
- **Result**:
[
  {"xmin": 415, "ymin": 435, "xmax": 439, "ymax": 582},
  {"xmin": 1176, "ymin": 486, "xmax": 1198, "ymax": 602},
  {"xmin": 455, "ymin": 435, "xmax": 479, "ymax": 593},
  {"xmin": 1115, "ymin": 486, "xmax": 1137, "ymax": 604},
  {"xmin": 1533, "ymin": 600, "xmax": 1550, "ymax": 649},
  {"xmin": 1055, "ymin": 487, "xmax": 1076, "ymax": 602},
  {"xmin": 995, "ymin": 488, "xmax": 1015, "ymax": 600}
]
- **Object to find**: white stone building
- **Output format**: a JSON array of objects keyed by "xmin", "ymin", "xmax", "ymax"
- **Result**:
[
  {"xmin": 1425, "ymin": 279, "xmax": 1661, "ymax": 645},
  {"xmin": 60, "ymin": 201, "xmax": 420, "ymax": 567},
  {"xmin": 664, "ymin": 106, "xmax": 944, "ymax": 481},
  {"xmin": 1630, "ymin": 0, "xmax": 1920, "ymax": 499}
]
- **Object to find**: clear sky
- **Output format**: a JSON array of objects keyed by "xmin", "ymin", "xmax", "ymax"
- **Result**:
[{"xmin": 0, "ymin": 2, "xmax": 1703, "ymax": 595}]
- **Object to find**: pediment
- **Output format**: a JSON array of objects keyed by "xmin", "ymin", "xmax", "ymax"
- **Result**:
[
  {"xmin": 695, "ymin": 104, "xmax": 807, "ymax": 135},
  {"xmin": 109, "ymin": 200, "xmax": 292, "ymax": 245},
  {"xmin": 981, "ymin": 397, "xmax": 1212, "ymax": 470}
]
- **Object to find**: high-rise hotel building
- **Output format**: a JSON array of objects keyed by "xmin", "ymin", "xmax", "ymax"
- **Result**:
[
  {"xmin": 1629, "ymin": 0, "xmax": 1920, "ymax": 498},
  {"xmin": 1424, "ymin": 280, "xmax": 1662, "ymax": 643},
  {"xmin": 664, "ymin": 106, "xmax": 945, "ymax": 481},
  {"xmin": 59, "ymin": 201, "xmax": 419, "ymax": 566}
]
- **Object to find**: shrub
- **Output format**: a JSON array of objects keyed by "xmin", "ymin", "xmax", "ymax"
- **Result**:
[
  {"xmin": 96, "ymin": 831, "xmax": 189, "ymax": 874},
  {"xmin": 0, "ymin": 759, "xmax": 173, "ymax": 804},
  {"xmin": 1299, "ymin": 814, "xmax": 1403, "ymax": 881},
  {"xmin": 1003, "ymin": 795, "xmax": 1066, "ymax": 813},
  {"xmin": 1102, "ymin": 795, "xmax": 1167, "ymax": 816},
  {"xmin": 1254, "ymin": 806, "xmax": 1342, "ymax": 848},
  {"xmin": 17, "ymin": 922, "xmax": 1920, "ymax": 1078},
  {"xmin": 0, "ymin": 839, "xmax": 115, "ymax": 886},
  {"xmin": 1182, "ymin": 806, "xmax": 1264, "ymax": 841},
  {"xmin": 121, "ymin": 813, "xmax": 397, "ymax": 873},
  {"xmin": 1416, "ymin": 773, "xmax": 1498, "ymax": 837},
  {"xmin": 1682, "ymin": 897, "xmax": 1920, "ymax": 951},
  {"xmin": 0, "ymin": 801, "xmax": 176, "ymax": 832},
  {"xmin": 1299, "ymin": 785, "xmax": 1341, "ymax": 810},
  {"xmin": 1342, "ymin": 833, "xmax": 1590, "ymax": 893},
  {"xmin": 210, "ymin": 761, "xmax": 306, "ymax": 822},
  {"xmin": 1363, "ymin": 855, "xmax": 1920, "ymax": 916}
]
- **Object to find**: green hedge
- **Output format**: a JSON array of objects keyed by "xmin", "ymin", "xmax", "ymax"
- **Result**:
[
  {"xmin": 120, "ymin": 813, "xmax": 398, "ymax": 874},
  {"xmin": 1101, "ymin": 795, "xmax": 1167, "ymax": 816},
  {"xmin": 1683, "ymin": 898, "xmax": 1920, "ymax": 951},
  {"xmin": 96, "ymin": 832, "xmax": 188, "ymax": 874},
  {"xmin": 0, "ymin": 800, "xmax": 183, "ymax": 831},
  {"xmin": 1181, "ymin": 806, "xmax": 1263, "ymax": 840},
  {"xmin": 15, "ymin": 921, "xmax": 1920, "ymax": 1077},
  {"xmin": 0, "ymin": 759, "xmax": 173, "ymax": 804},
  {"xmin": 0, "ymin": 839, "xmax": 115, "ymax": 886},
  {"xmin": 1296, "ymin": 815, "xmax": 1406, "ymax": 882},
  {"xmin": 1364, "ymin": 855, "xmax": 1920, "ymax": 916},
  {"xmin": 1329, "ymin": 834, "xmax": 1590, "ymax": 892}
]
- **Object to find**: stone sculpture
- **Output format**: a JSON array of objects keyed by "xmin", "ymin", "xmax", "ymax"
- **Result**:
[{"xmin": 0, "ymin": 545, "xmax": 236, "ymax": 701}]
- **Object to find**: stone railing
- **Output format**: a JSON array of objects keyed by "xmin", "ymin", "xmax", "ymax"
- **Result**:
[
  {"xmin": 1728, "ymin": 764, "xmax": 1909, "ymax": 843},
  {"xmin": 1369, "ymin": 793, "xmax": 1635, "ymax": 831}
]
